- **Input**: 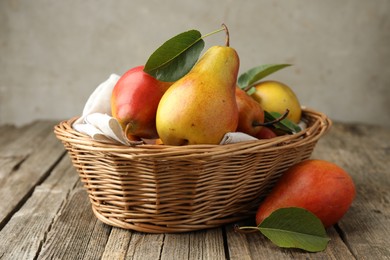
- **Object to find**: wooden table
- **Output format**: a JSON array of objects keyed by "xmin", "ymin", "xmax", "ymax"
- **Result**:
[{"xmin": 0, "ymin": 120, "xmax": 389, "ymax": 259}]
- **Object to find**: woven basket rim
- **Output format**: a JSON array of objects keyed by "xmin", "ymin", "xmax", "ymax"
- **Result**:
[{"xmin": 54, "ymin": 107, "xmax": 332, "ymax": 159}]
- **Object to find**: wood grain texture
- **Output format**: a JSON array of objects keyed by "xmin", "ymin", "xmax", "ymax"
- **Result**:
[
  {"xmin": 0, "ymin": 156, "xmax": 79, "ymax": 259},
  {"xmin": 0, "ymin": 121, "xmax": 65, "ymax": 227},
  {"xmin": 160, "ymin": 229, "xmax": 225, "ymax": 260},
  {"xmin": 38, "ymin": 184, "xmax": 110, "ymax": 260}
]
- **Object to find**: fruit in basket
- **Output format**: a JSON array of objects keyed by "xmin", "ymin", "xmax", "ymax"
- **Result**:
[
  {"xmin": 235, "ymin": 87, "xmax": 265, "ymax": 137},
  {"xmin": 255, "ymin": 159, "xmax": 356, "ymax": 228},
  {"xmin": 111, "ymin": 65, "xmax": 172, "ymax": 139},
  {"xmin": 251, "ymin": 80, "xmax": 302, "ymax": 123},
  {"xmin": 255, "ymin": 126, "xmax": 277, "ymax": 139},
  {"xmin": 156, "ymin": 43, "xmax": 239, "ymax": 145}
]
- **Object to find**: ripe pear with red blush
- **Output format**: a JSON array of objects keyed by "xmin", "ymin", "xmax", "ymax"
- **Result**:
[
  {"xmin": 111, "ymin": 65, "xmax": 172, "ymax": 139},
  {"xmin": 255, "ymin": 126, "xmax": 277, "ymax": 139},
  {"xmin": 256, "ymin": 159, "xmax": 356, "ymax": 228},
  {"xmin": 235, "ymin": 87, "xmax": 265, "ymax": 137}
]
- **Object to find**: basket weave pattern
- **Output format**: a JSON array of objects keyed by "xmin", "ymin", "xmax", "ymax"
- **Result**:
[{"xmin": 54, "ymin": 108, "xmax": 331, "ymax": 233}]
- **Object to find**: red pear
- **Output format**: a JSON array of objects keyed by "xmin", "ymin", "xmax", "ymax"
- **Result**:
[
  {"xmin": 235, "ymin": 87, "xmax": 265, "ymax": 137},
  {"xmin": 255, "ymin": 126, "xmax": 277, "ymax": 139},
  {"xmin": 111, "ymin": 65, "xmax": 172, "ymax": 139},
  {"xmin": 256, "ymin": 159, "xmax": 356, "ymax": 228}
]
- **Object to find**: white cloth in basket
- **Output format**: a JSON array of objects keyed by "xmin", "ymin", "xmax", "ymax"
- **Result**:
[
  {"xmin": 72, "ymin": 74, "xmax": 135, "ymax": 145},
  {"xmin": 219, "ymin": 132, "xmax": 258, "ymax": 144}
]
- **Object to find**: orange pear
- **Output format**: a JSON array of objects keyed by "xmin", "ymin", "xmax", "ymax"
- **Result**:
[{"xmin": 235, "ymin": 87, "xmax": 265, "ymax": 137}]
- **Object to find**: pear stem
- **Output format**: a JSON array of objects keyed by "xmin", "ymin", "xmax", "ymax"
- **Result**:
[
  {"xmin": 201, "ymin": 24, "xmax": 230, "ymax": 47},
  {"xmin": 252, "ymin": 109, "xmax": 290, "ymax": 127},
  {"xmin": 201, "ymin": 27, "xmax": 225, "ymax": 40},
  {"xmin": 243, "ymin": 84, "xmax": 254, "ymax": 93},
  {"xmin": 221, "ymin": 23, "xmax": 230, "ymax": 46},
  {"xmin": 234, "ymin": 224, "xmax": 259, "ymax": 234}
]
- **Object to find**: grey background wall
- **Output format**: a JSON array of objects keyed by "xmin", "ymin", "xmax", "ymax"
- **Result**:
[{"xmin": 1, "ymin": 0, "xmax": 389, "ymax": 127}]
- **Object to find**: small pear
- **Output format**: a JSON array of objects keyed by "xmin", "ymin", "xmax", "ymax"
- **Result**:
[
  {"xmin": 255, "ymin": 126, "xmax": 277, "ymax": 139},
  {"xmin": 252, "ymin": 80, "xmax": 302, "ymax": 123},
  {"xmin": 156, "ymin": 43, "xmax": 239, "ymax": 145},
  {"xmin": 235, "ymin": 87, "xmax": 265, "ymax": 137}
]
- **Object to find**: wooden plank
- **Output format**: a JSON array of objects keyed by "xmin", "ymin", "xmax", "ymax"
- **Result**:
[
  {"xmin": 188, "ymin": 228, "xmax": 226, "ymax": 260},
  {"xmin": 0, "ymin": 155, "xmax": 27, "ymax": 180},
  {"xmin": 161, "ymin": 233, "xmax": 191, "ymax": 259},
  {"xmin": 0, "ymin": 121, "xmax": 52, "ymax": 180},
  {"xmin": 160, "ymin": 229, "xmax": 225, "ymax": 260},
  {"xmin": 120, "ymin": 231, "xmax": 164, "ymax": 260},
  {"xmin": 101, "ymin": 227, "xmax": 226, "ymax": 260},
  {"xmin": 0, "ymin": 120, "xmax": 59, "ymax": 184},
  {"xmin": 81, "ymin": 221, "xmax": 112, "ymax": 260},
  {"xmin": 0, "ymin": 121, "xmax": 66, "ymax": 227},
  {"xmin": 0, "ymin": 121, "xmax": 54, "ymax": 157},
  {"xmin": 37, "ymin": 183, "xmax": 112, "ymax": 260},
  {"xmin": 101, "ymin": 228, "xmax": 134, "ymax": 260},
  {"xmin": 0, "ymin": 156, "xmax": 80, "ymax": 259},
  {"xmin": 312, "ymin": 122, "xmax": 390, "ymax": 259},
  {"xmin": 0, "ymin": 123, "xmax": 24, "ymax": 148}
]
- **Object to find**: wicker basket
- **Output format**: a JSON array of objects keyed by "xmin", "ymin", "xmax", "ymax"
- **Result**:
[{"xmin": 54, "ymin": 108, "xmax": 331, "ymax": 233}]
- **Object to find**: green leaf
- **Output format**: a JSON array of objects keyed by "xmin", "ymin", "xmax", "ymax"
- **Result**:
[
  {"xmin": 264, "ymin": 111, "xmax": 301, "ymax": 134},
  {"xmin": 238, "ymin": 64, "xmax": 292, "ymax": 89},
  {"xmin": 144, "ymin": 30, "xmax": 205, "ymax": 82},
  {"xmin": 259, "ymin": 207, "xmax": 330, "ymax": 252},
  {"xmin": 245, "ymin": 86, "xmax": 256, "ymax": 96}
]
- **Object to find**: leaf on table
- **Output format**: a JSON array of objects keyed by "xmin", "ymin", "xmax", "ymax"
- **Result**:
[
  {"xmin": 144, "ymin": 30, "xmax": 204, "ymax": 82},
  {"xmin": 258, "ymin": 207, "xmax": 330, "ymax": 252}
]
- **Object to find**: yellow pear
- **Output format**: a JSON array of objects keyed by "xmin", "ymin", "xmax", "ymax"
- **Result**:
[
  {"xmin": 251, "ymin": 80, "xmax": 302, "ymax": 123},
  {"xmin": 156, "ymin": 45, "xmax": 240, "ymax": 145}
]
